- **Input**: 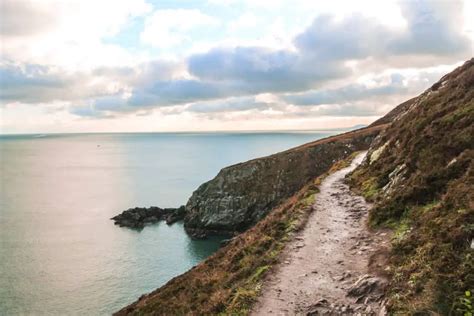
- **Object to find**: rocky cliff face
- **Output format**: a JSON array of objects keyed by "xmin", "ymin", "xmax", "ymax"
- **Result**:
[
  {"xmin": 350, "ymin": 58, "xmax": 473, "ymax": 314},
  {"xmin": 184, "ymin": 126, "xmax": 382, "ymax": 237}
]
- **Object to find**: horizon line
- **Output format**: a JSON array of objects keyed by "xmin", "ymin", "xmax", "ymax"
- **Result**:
[{"xmin": 0, "ymin": 125, "xmax": 367, "ymax": 137}]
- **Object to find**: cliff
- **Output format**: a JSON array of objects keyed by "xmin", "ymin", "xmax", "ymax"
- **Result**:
[
  {"xmin": 349, "ymin": 58, "xmax": 473, "ymax": 314},
  {"xmin": 114, "ymin": 127, "xmax": 386, "ymax": 315},
  {"xmin": 184, "ymin": 126, "xmax": 381, "ymax": 237},
  {"xmin": 115, "ymin": 152, "xmax": 369, "ymax": 315}
]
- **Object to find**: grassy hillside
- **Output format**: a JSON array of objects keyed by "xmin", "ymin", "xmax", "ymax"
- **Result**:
[{"xmin": 349, "ymin": 59, "xmax": 474, "ymax": 314}]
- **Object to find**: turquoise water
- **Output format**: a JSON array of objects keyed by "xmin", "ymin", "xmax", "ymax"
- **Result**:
[{"xmin": 0, "ymin": 131, "xmax": 339, "ymax": 315}]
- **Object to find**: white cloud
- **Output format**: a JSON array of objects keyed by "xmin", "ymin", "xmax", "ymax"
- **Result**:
[
  {"xmin": 1, "ymin": 0, "xmax": 152, "ymax": 70},
  {"xmin": 228, "ymin": 12, "xmax": 258, "ymax": 31},
  {"xmin": 292, "ymin": 0, "xmax": 405, "ymax": 28},
  {"xmin": 140, "ymin": 9, "xmax": 219, "ymax": 48},
  {"xmin": 1, "ymin": 0, "xmax": 473, "ymax": 133}
]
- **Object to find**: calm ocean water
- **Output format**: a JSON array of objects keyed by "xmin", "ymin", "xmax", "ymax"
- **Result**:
[{"xmin": 0, "ymin": 131, "xmax": 341, "ymax": 315}]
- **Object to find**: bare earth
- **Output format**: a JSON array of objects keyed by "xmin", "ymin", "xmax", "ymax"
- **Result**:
[{"xmin": 252, "ymin": 152, "xmax": 390, "ymax": 315}]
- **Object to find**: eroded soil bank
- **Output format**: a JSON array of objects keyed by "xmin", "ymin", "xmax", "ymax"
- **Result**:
[{"xmin": 252, "ymin": 153, "xmax": 390, "ymax": 315}]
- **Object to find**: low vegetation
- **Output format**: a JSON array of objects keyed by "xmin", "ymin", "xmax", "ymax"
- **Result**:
[
  {"xmin": 349, "ymin": 59, "xmax": 474, "ymax": 314},
  {"xmin": 116, "ymin": 180, "xmax": 316, "ymax": 315},
  {"xmin": 116, "ymin": 151, "xmax": 362, "ymax": 315}
]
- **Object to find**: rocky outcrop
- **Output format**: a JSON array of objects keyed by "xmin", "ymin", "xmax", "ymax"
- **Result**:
[
  {"xmin": 184, "ymin": 126, "xmax": 383, "ymax": 238},
  {"xmin": 111, "ymin": 206, "xmax": 185, "ymax": 229},
  {"xmin": 111, "ymin": 127, "xmax": 380, "ymax": 237}
]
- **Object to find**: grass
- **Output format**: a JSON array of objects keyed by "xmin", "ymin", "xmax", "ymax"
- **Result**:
[
  {"xmin": 116, "ymin": 151, "xmax": 363, "ymax": 316},
  {"xmin": 360, "ymin": 177, "xmax": 379, "ymax": 201},
  {"xmin": 349, "ymin": 59, "xmax": 474, "ymax": 315},
  {"xmin": 119, "ymin": 182, "xmax": 315, "ymax": 315}
]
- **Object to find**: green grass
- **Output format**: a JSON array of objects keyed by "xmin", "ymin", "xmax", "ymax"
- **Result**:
[
  {"xmin": 349, "ymin": 60, "xmax": 474, "ymax": 315},
  {"xmin": 360, "ymin": 177, "xmax": 379, "ymax": 201}
]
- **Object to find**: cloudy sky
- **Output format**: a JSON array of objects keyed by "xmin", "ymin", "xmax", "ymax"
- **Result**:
[{"xmin": 0, "ymin": 0, "xmax": 473, "ymax": 133}]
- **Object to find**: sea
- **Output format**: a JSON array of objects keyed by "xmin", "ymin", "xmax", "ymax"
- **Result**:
[{"xmin": 0, "ymin": 131, "xmax": 344, "ymax": 315}]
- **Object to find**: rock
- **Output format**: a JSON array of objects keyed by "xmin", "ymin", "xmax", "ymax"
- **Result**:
[
  {"xmin": 369, "ymin": 141, "xmax": 389, "ymax": 164},
  {"xmin": 165, "ymin": 206, "xmax": 186, "ymax": 225},
  {"xmin": 220, "ymin": 237, "xmax": 236, "ymax": 247},
  {"xmin": 111, "ymin": 206, "xmax": 185, "ymax": 229},
  {"xmin": 381, "ymin": 163, "xmax": 407, "ymax": 197},
  {"xmin": 338, "ymin": 271, "xmax": 352, "ymax": 281},
  {"xmin": 378, "ymin": 301, "xmax": 388, "ymax": 316},
  {"xmin": 306, "ymin": 299, "xmax": 330, "ymax": 315},
  {"xmin": 183, "ymin": 133, "xmax": 376, "ymax": 237},
  {"xmin": 186, "ymin": 228, "xmax": 209, "ymax": 239},
  {"xmin": 347, "ymin": 274, "xmax": 387, "ymax": 303}
]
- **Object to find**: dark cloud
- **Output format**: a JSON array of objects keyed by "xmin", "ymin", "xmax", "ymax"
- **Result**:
[
  {"xmin": 0, "ymin": 62, "xmax": 110, "ymax": 104},
  {"xmin": 128, "ymin": 79, "xmax": 232, "ymax": 106},
  {"xmin": 283, "ymin": 74, "xmax": 407, "ymax": 106},
  {"xmin": 188, "ymin": 47, "xmax": 347, "ymax": 92},
  {"xmin": 0, "ymin": 63, "xmax": 73, "ymax": 102},
  {"xmin": 187, "ymin": 97, "xmax": 267, "ymax": 113},
  {"xmin": 93, "ymin": 60, "xmax": 183, "ymax": 84},
  {"xmin": 294, "ymin": 14, "xmax": 389, "ymax": 60},
  {"xmin": 66, "ymin": 80, "xmax": 235, "ymax": 118},
  {"xmin": 180, "ymin": 70, "xmax": 445, "ymax": 115}
]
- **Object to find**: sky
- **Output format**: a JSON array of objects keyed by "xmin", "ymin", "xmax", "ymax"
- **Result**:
[{"xmin": 0, "ymin": 0, "xmax": 473, "ymax": 134}]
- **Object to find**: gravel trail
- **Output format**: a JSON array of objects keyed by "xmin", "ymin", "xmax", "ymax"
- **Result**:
[{"xmin": 252, "ymin": 152, "xmax": 389, "ymax": 315}]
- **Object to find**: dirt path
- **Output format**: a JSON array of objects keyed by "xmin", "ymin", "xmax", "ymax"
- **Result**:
[{"xmin": 252, "ymin": 152, "xmax": 390, "ymax": 315}]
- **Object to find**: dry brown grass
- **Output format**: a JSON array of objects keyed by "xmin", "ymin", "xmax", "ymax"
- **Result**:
[
  {"xmin": 115, "ymin": 150, "xmax": 365, "ymax": 316},
  {"xmin": 116, "ymin": 181, "xmax": 317, "ymax": 315},
  {"xmin": 349, "ymin": 59, "xmax": 474, "ymax": 315}
]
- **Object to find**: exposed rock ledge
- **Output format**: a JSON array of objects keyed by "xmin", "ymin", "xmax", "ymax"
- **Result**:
[
  {"xmin": 111, "ymin": 206, "xmax": 185, "ymax": 229},
  {"xmin": 184, "ymin": 126, "xmax": 383, "ymax": 238},
  {"xmin": 111, "ymin": 126, "xmax": 383, "ymax": 238}
]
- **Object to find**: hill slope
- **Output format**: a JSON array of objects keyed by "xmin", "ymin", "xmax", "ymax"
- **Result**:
[{"xmin": 350, "ymin": 58, "xmax": 474, "ymax": 314}]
